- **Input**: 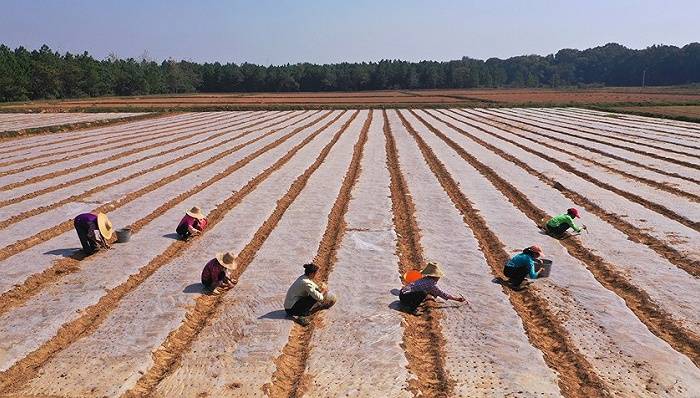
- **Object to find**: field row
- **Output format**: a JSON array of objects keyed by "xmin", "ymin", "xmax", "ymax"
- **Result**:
[
  {"xmin": 0, "ymin": 109, "xmax": 698, "ymax": 397},
  {"xmin": 0, "ymin": 112, "xmax": 144, "ymax": 133}
]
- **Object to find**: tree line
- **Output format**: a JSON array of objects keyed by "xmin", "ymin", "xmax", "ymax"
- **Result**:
[{"xmin": 1, "ymin": 42, "xmax": 699, "ymax": 102}]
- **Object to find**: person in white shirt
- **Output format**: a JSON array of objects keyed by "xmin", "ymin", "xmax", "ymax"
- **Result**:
[{"xmin": 284, "ymin": 263, "xmax": 336, "ymax": 326}]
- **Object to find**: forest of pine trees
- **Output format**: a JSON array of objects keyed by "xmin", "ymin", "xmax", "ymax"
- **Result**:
[{"xmin": 1, "ymin": 42, "xmax": 699, "ymax": 102}]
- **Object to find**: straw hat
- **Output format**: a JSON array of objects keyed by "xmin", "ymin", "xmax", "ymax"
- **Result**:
[
  {"xmin": 186, "ymin": 206, "xmax": 206, "ymax": 219},
  {"xmin": 525, "ymin": 245, "xmax": 544, "ymax": 257},
  {"xmin": 215, "ymin": 252, "xmax": 238, "ymax": 270},
  {"xmin": 96, "ymin": 213, "xmax": 113, "ymax": 240},
  {"xmin": 420, "ymin": 261, "xmax": 444, "ymax": 278}
]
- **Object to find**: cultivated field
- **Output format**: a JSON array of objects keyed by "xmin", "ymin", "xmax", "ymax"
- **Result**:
[
  {"xmin": 613, "ymin": 105, "xmax": 700, "ymax": 120},
  {"xmin": 2, "ymin": 87, "xmax": 699, "ymax": 112},
  {"xmin": 0, "ymin": 108, "xmax": 698, "ymax": 397}
]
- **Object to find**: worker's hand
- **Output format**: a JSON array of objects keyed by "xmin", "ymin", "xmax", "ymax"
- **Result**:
[
  {"xmin": 454, "ymin": 294, "xmax": 466, "ymax": 303},
  {"xmin": 319, "ymin": 282, "xmax": 328, "ymax": 292},
  {"xmin": 582, "ymin": 225, "xmax": 588, "ymax": 230}
]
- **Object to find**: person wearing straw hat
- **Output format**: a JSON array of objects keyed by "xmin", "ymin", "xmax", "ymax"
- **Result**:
[
  {"xmin": 176, "ymin": 206, "xmax": 208, "ymax": 241},
  {"xmin": 399, "ymin": 261, "xmax": 465, "ymax": 314},
  {"xmin": 284, "ymin": 263, "xmax": 337, "ymax": 326},
  {"xmin": 504, "ymin": 246, "xmax": 544, "ymax": 289},
  {"xmin": 73, "ymin": 212, "xmax": 113, "ymax": 255},
  {"xmin": 542, "ymin": 208, "xmax": 586, "ymax": 238},
  {"xmin": 201, "ymin": 252, "xmax": 237, "ymax": 293}
]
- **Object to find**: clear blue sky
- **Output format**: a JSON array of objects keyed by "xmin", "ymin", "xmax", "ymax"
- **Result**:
[{"xmin": 1, "ymin": 0, "xmax": 698, "ymax": 65}]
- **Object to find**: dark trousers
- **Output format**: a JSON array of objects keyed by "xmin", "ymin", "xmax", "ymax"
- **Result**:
[
  {"xmin": 546, "ymin": 223, "xmax": 570, "ymax": 237},
  {"xmin": 504, "ymin": 266, "xmax": 529, "ymax": 287},
  {"xmin": 399, "ymin": 291, "xmax": 428, "ymax": 312},
  {"xmin": 285, "ymin": 296, "xmax": 318, "ymax": 317},
  {"xmin": 176, "ymin": 224, "xmax": 192, "ymax": 240},
  {"xmin": 74, "ymin": 220, "xmax": 98, "ymax": 255}
]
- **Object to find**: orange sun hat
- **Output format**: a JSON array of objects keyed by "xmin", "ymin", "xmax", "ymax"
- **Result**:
[{"xmin": 403, "ymin": 269, "xmax": 423, "ymax": 284}]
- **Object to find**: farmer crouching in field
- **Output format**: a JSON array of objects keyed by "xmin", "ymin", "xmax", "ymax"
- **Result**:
[
  {"xmin": 201, "ymin": 252, "xmax": 237, "ymax": 293},
  {"xmin": 399, "ymin": 261, "xmax": 465, "ymax": 314},
  {"xmin": 176, "ymin": 206, "xmax": 208, "ymax": 241},
  {"xmin": 504, "ymin": 246, "xmax": 544, "ymax": 289},
  {"xmin": 73, "ymin": 212, "xmax": 113, "ymax": 255},
  {"xmin": 284, "ymin": 263, "xmax": 336, "ymax": 326},
  {"xmin": 542, "ymin": 208, "xmax": 586, "ymax": 238}
]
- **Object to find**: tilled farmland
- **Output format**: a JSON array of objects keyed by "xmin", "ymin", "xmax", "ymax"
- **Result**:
[
  {"xmin": 0, "ymin": 108, "xmax": 698, "ymax": 398},
  {"xmin": 0, "ymin": 113, "xmax": 144, "ymax": 133}
]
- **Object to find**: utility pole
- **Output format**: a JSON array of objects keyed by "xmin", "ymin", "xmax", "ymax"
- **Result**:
[{"xmin": 642, "ymin": 69, "xmax": 646, "ymax": 88}]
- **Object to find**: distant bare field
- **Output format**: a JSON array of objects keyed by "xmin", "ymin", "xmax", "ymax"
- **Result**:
[{"xmin": 2, "ymin": 87, "xmax": 699, "ymax": 112}]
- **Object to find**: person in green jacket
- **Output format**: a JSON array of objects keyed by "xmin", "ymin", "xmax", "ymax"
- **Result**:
[{"xmin": 543, "ymin": 208, "xmax": 586, "ymax": 238}]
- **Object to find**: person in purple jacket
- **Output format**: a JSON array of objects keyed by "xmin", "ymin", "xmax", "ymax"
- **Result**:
[
  {"xmin": 73, "ymin": 212, "xmax": 113, "ymax": 255},
  {"xmin": 176, "ymin": 206, "xmax": 208, "ymax": 241},
  {"xmin": 399, "ymin": 261, "xmax": 465, "ymax": 314},
  {"xmin": 201, "ymin": 251, "xmax": 237, "ymax": 293}
]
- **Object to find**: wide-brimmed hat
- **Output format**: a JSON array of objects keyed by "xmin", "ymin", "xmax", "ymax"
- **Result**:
[
  {"xmin": 216, "ymin": 252, "xmax": 238, "ymax": 270},
  {"xmin": 186, "ymin": 206, "xmax": 206, "ymax": 219},
  {"xmin": 525, "ymin": 245, "xmax": 544, "ymax": 256},
  {"xmin": 420, "ymin": 261, "xmax": 444, "ymax": 278},
  {"xmin": 96, "ymin": 213, "xmax": 113, "ymax": 240}
]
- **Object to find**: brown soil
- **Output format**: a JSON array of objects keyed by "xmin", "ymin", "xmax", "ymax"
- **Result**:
[
  {"xmin": 383, "ymin": 110, "xmax": 454, "ymax": 398},
  {"xmin": 411, "ymin": 88, "xmax": 700, "ymax": 105},
  {"xmin": 5, "ymin": 88, "xmax": 698, "ymax": 112},
  {"xmin": 410, "ymin": 110, "xmax": 700, "ymax": 368}
]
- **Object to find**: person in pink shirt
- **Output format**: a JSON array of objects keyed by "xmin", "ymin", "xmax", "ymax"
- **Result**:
[{"xmin": 176, "ymin": 206, "xmax": 208, "ymax": 241}]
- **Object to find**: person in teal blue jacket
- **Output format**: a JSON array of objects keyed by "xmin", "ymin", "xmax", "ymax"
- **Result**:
[{"xmin": 503, "ymin": 246, "xmax": 544, "ymax": 289}]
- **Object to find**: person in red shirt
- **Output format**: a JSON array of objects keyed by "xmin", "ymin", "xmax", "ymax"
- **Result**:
[
  {"xmin": 177, "ymin": 206, "xmax": 208, "ymax": 241},
  {"xmin": 201, "ymin": 251, "xmax": 237, "ymax": 293}
]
